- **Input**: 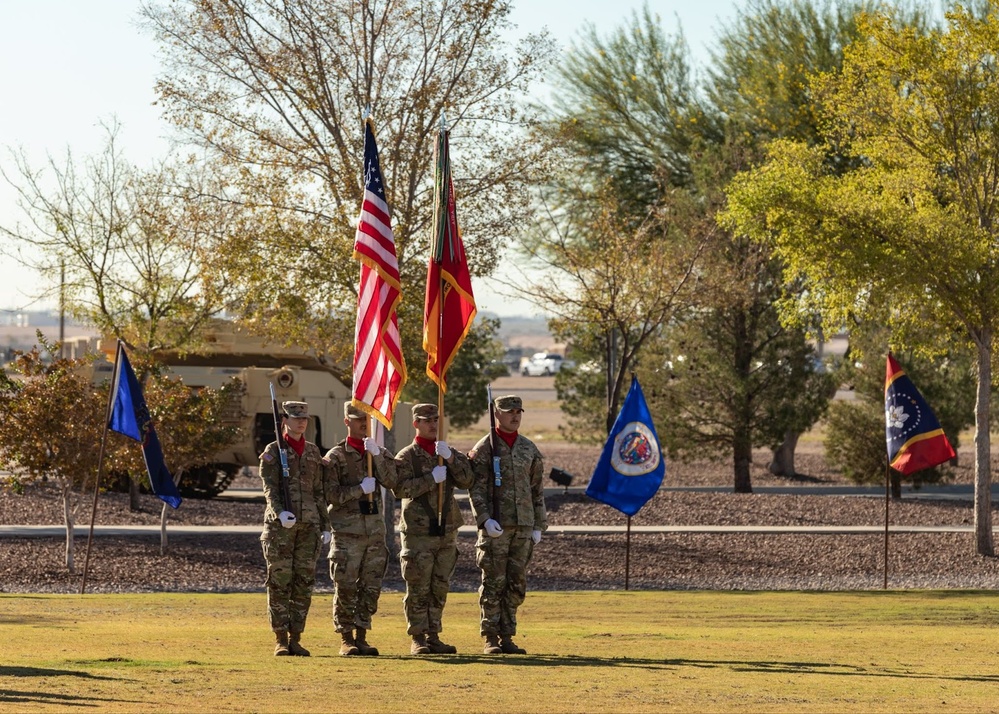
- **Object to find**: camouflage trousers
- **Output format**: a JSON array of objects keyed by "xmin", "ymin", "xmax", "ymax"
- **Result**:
[
  {"xmin": 329, "ymin": 531, "xmax": 388, "ymax": 632},
  {"xmin": 399, "ymin": 532, "xmax": 459, "ymax": 636},
  {"xmin": 475, "ymin": 527, "xmax": 535, "ymax": 637},
  {"xmin": 260, "ymin": 521, "xmax": 322, "ymax": 634}
]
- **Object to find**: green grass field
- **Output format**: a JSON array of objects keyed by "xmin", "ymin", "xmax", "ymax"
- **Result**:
[{"xmin": 4, "ymin": 590, "xmax": 999, "ymax": 712}]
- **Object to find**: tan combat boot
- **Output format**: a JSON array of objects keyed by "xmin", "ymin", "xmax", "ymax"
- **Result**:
[
  {"xmin": 426, "ymin": 633, "xmax": 457, "ymax": 654},
  {"xmin": 410, "ymin": 634, "xmax": 431, "ymax": 655},
  {"xmin": 339, "ymin": 630, "xmax": 360, "ymax": 656},
  {"xmin": 274, "ymin": 631, "xmax": 291, "ymax": 656},
  {"xmin": 499, "ymin": 636, "xmax": 526, "ymax": 654},
  {"xmin": 288, "ymin": 632, "xmax": 311, "ymax": 657},
  {"xmin": 354, "ymin": 627, "xmax": 379, "ymax": 656},
  {"xmin": 483, "ymin": 634, "xmax": 502, "ymax": 655}
]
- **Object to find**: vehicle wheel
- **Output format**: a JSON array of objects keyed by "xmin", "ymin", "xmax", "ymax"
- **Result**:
[
  {"xmin": 544, "ymin": 367, "xmax": 552, "ymax": 376},
  {"xmin": 177, "ymin": 464, "xmax": 240, "ymax": 498},
  {"xmin": 522, "ymin": 368, "xmax": 529, "ymax": 376}
]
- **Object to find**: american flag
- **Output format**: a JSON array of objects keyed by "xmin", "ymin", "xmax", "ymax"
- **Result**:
[{"xmin": 351, "ymin": 117, "xmax": 407, "ymax": 428}]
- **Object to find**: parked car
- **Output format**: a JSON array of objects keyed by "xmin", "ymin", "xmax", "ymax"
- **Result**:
[{"xmin": 521, "ymin": 352, "xmax": 574, "ymax": 376}]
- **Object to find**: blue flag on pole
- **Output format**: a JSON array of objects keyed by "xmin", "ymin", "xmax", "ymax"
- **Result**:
[
  {"xmin": 108, "ymin": 343, "xmax": 182, "ymax": 509},
  {"xmin": 586, "ymin": 375, "xmax": 664, "ymax": 516}
]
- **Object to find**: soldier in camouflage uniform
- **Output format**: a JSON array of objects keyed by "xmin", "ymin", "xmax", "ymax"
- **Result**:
[
  {"xmin": 392, "ymin": 403, "xmax": 474, "ymax": 655},
  {"xmin": 259, "ymin": 401, "xmax": 331, "ymax": 657},
  {"xmin": 323, "ymin": 403, "xmax": 398, "ymax": 656},
  {"xmin": 468, "ymin": 394, "xmax": 547, "ymax": 655}
]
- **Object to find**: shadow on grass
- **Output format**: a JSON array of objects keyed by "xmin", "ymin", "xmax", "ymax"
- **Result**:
[
  {"xmin": 666, "ymin": 657, "xmax": 999, "ymax": 683},
  {"xmin": 359, "ymin": 654, "xmax": 999, "ymax": 683},
  {"xmin": 0, "ymin": 665, "xmax": 123, "ymax": 680},
  {"xmin": 0, "ymin": 689, "xmax": 145, "ymax": 708},
  {"xmin": 0, "ymin": 665, "xmax": 140, "ymax": 708}
]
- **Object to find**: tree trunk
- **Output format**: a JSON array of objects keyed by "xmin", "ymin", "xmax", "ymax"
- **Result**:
[
  {"xmin": 733, "ymin": 428, "xmax": 753, "ymax": 494},
  {"xmin": 129, "ymin": 476, "xmax": 141, "ymax": 512},
  {"xmin": 768, "ymin": 430, "xmax": 799, "ymax": 477},
  {"xmin": 160, "ymin": 502, "xmax": 169, "ymax": 556},
  {"xmin": 62, "ymin": 479, "xmax": 76, "ymax": 574},
  {"xmin": 973, "ymin": 337, "xmax": 994, "ymax": 555}
]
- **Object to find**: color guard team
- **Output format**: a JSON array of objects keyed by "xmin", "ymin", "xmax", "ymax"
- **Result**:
[{"xmin": 258, "ymin": 394, "xmax": 547, "ymax": 657}]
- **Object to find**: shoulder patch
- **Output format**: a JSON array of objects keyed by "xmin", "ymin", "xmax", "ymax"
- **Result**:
[{"xmin": 261, "ymin": 452, "xmax": 274, "ymax": 463}]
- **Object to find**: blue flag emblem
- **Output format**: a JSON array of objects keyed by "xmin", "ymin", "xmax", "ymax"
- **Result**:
[
  {"xmin": 108, "ymin": 344, "xmax": 182, "ymax": 509},
  {"xmin": 586, "ymin": 375, "xmax": 664, "ymax": 516}
]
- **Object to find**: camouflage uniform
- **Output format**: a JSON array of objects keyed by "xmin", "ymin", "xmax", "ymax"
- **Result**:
[
  {"xmin": 393, "ymin": 435, "xmax": 474, "ymax": 639},
  {"xmin": 468, "ymin": 398, "xmax": 547, "ymax": 641},
  {"xmin": 259, "ymin": 407, "xmax": 330, "ymax": 642},
  {"xmin": 323, "ymin": 438, "xmax": 398, "ymax": 635}
]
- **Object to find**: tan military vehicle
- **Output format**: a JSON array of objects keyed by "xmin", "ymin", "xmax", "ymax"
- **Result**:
[{"xmin": 70, "ymin": 328, "xmax": 418, "ymax": 498}]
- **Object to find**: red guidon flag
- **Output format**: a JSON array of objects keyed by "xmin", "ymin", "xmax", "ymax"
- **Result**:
[
  {"xmin": 423, "ymin": 126, "xmax": 476, "ymax": 391},
  {"xmin": 884, "ymin": 352, "xmax": 955, "ymax": 475},
  {"xmin": 351, "ymin": 117, "xmax": 407, "ymax": 428}
]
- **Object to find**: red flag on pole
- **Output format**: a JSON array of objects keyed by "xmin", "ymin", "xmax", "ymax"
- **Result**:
[
  {"xmin": 352, "ymin": 116, "xmax": 407, "ymax": 428},
  {"xmin": 884, "ymin": 352, "xmax": 955, "ymax": 475},
  {"xmin": 423, "ymin": 124, "xmax": 476, "ymax": 391}
]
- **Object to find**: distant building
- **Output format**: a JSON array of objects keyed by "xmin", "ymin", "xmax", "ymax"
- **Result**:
[{"xmin": 0, "ymin": 310, "xmax": 98, "ymax": 359}]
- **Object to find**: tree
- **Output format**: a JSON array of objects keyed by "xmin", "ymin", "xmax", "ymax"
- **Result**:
[
  {"xmin": 528, "ymin": 2, "xmax": 863, "ymax": 489},
  {"xmin": 723, "ymin": 5, "xmax": 999, "ymax": 553},
  {"xmin": 526, "ymin": 182, "xmax": 705, "ymax": 435},
  {"xmin": 141, "ymin": 0, "xmax": 558, "ymax": 424},
  {"xmin": 641, "ymin": 192, "xmax": 834, "ymax": 492},
  {"xmin": 0, "ymin": 342, "xmax": 107, "ymax": 573},
  {"xmin": 1, "ymin": 122, "xmax": 238, "ymax": 354},
  {"xmin": 1, "ymin": 123, "xmax": 244, "ymax": 511}
]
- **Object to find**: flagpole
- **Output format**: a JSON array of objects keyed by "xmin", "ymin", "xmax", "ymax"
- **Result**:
[
  {"xmin": 883, "ymin": 465, "xmax": 890, "ymax": 590},
  {"xmin": 81, "ymin": 340, "xmax": 123, "ymax": 595},
  {"xmin": 625, "ymin": 515, "xmax": 632, "ymax": 591},
  {"xmin": 435, "ymin": 264, "xmax": 446, "ymax": 530},
  {"xmin": 366, "ymin": 416, "xmax": 375, "ymax": 507},
  {"xmin": 434, "ymin": 114, "xmax": 448, "ymax": 531}
]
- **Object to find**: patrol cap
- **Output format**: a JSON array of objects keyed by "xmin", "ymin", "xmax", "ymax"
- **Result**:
[
  {"xmin": 412, "ymin": 403, "xmax": 439, "ymax": 420},
  {"xmin": 494, "ymin": 395, "xmax": 523, "ymax": 412},
  {"xmin": 282, "ymin": 401, "xmax": 309, "ymax": 418},
  {"xmin": 344, "ymin": 402, "xmax": 366, "ymax": 420}
]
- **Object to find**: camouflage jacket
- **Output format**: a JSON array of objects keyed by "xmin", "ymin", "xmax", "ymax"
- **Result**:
[
  {"xmin": 392, "ymin": 442, "xmax": 474, "ymax": 537},
  {"xmin": 322, "ymin": 440, "xmax": 398, "ymax": 537},
  {"xmin": 468, "ymin": 432, "xmax": 547, "ymax": 532},
  {"xmin": 259, "ymin": 440, "xmax": 330, "ymax": 530}
]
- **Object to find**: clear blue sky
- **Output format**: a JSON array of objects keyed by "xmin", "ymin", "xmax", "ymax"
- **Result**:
[{"xmin": 0, "ymin": 0, "xmax": 740, "ymax": 316}]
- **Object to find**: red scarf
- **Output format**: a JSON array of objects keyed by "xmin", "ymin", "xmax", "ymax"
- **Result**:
[
  {"xmin": 346, "ymin": 436, "xmax": 365, "ymax": 454},
  {"xmin": 415, "ymin": 436, "xmax": 435, "ymax": 455},
  {"xmin": 285, "ymin": 434, "xmax": 305, "ymax": 457},
  {"xmin": 496, "ymin": 430, "xmax": 518, "ymax": 449}
]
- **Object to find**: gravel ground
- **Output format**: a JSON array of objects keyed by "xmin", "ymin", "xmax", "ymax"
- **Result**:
[{"xmin": 3, "ymin": 444, "xmax": 999, "ymax": 593}]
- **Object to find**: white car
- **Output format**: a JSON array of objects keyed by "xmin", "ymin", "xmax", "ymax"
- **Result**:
[{"xmin": 521, "ymin": 352, "xmax": 573, "ymax": 376}]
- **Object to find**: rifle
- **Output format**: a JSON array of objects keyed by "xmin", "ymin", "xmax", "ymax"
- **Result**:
[
  {"xmin": 487, "ymin": 384, "xmax": 501, "ymax": 522},
  {"xmin": 269, "ymin": 382, "xmax": 294, "ymax": 520}
]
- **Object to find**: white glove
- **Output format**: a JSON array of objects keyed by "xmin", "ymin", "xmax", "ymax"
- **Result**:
[
  {"xmin": 484, "ymin": 518, "xmax": 503, "ymax": 538},
  {"xmin": 531, "ymin": 530, "xmax": 542, "ymax": 544},
  {"xmin": 360, "ymin": 476, "xmax": 377, "ymax": 494},
  {"xmin": 278, "ymin": 511, "xmax": 296, "ymax": 529},
  {"xmin": 321, "ymin": 531, "xmax": 332, "ymax": 545},
  {"xmin": 363, "ymin": 436, "xmax": 381, "ymax": 456},
  {"xmin": 432, "ymin": 465, "xmax": 447, "ymax": 483},
  {"xmin": 435, "ymin": 440, "xmax": 452, "ymax": 459}
]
